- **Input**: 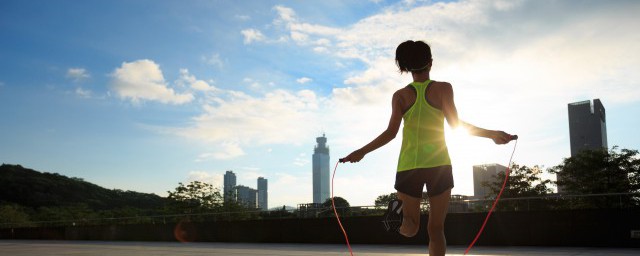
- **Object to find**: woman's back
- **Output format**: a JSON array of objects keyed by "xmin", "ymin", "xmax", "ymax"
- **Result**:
[{"xmin": 396, "ymin": 80, "xmax": 451, "ymax": 172}]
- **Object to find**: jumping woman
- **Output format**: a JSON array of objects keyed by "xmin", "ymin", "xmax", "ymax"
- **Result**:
[{"xmin": 340, "ymin": 40, "xmax": 514, "ymax": 256}]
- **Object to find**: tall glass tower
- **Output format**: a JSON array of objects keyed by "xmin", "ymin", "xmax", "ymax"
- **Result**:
[
  {"xmin": 560, "ymin": 99, "xmax": 608, "ymax": 193},
  {"xmin": 257, "ymin": 177, "xmax": 268, "ymax": 211},
  {"xmin": 223, "ymin": 170, "xmax": 236, "ymax": 202},
  {"xmin": 568, "ymin": 99, "xmax": 608, "ymax": 156},
  {"xmin": 312, "ymin": 134, "xmax": 330, "ymax": 204}
]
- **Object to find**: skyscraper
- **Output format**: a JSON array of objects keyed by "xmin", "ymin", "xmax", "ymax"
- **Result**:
[
  {"xmin": 473, "ymin": 164, "xmax": 507, "ymax": 199},
  {"xmin": 561, "ymin": 99, "xmax": 608, "ymax": 193},
  {"xmin": 223, "ymin": 170, "xmax": 236, "ymax": 202},
  {"xmin": 312, "ymin": 134, "xmax": 330, "ymax": 204},
  {"xmin": 235, "ymin": 185, "xmax": 258, "ymax": 208},
  {"xmin": 568, "ymin": 99, "xmax": 608, "ymax": 156},
  {"xmin": 257, "ymin": 177, "xmax": 268, "ymax": 211}
]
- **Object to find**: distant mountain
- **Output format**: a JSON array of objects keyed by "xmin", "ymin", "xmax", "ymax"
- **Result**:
[{"xmin": 0, "ymin": 164, "xmax": 168, "ymax": 211}]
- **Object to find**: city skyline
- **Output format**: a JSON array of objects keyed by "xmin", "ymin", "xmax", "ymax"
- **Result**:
[
  {"xmin": 1, "ymin": 0, "xmax": 640, "ymax": 208},
  {"xmin": 224, "ymin": 170, "xmax": 268, "ymax": 209}
]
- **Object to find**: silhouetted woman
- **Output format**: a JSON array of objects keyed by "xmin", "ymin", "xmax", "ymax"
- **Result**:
[{"xmin": 341, "ymin": 40, "xmax": 514, "ymax": 256}]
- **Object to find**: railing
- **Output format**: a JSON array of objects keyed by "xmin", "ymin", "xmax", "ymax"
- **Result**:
[
  {"xmin": 1, "ymin": 193, "xmax": 638, "ymax": 229},
  {"xmin": 452, "ymin": 192, "xmax": 640, "ymax": 213}
]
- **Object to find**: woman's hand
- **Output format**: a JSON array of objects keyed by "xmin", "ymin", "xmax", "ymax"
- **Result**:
[
  {"xmin": 340, "ymin": 149, "xmax": 366, "ymax": 163},
  {"xmin": 491, "ymin": 130, "xmax": 513, "ymax": 145}
]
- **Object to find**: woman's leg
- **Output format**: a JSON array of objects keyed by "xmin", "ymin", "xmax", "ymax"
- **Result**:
[
  {"xmin": 397, "ymin": 191, "xmax": 422, "ymax": 237},
  {"xmin": 427, "ymin": 188, "xmax": 451, "ymax": 256}
]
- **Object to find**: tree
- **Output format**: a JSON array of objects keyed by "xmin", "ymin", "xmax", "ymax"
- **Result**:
[
  {"xmin": 549, "ymin": 147, "xmax": 640, "ymax": 208},
  {"xmin": 166, "ymin": 181, "xmax": 223, "ymax": 215},
  {"xmin": 374, "ymin": 191, "xmax": 432, "ymax": 213},
  {"xmin": 0, "ymin": 204, "xmax": 32, "ymax": 227},
  {"xmin": 482, "ymin": 163, "xmax": 552, "ymax": 211},
  {"xmin": 321, "ymin": 196, "xmax": 351, "ymax": 217},
  {"xmin": 259, "ymin": 205, "xmax": 295, "ymax": 219},
  {"xmin": 374, "ymin": 192, "xmax": 397, "ymax": 209}
]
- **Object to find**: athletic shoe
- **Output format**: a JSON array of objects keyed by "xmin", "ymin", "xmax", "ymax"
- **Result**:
[{"xmin": 382, "ymin": 199, "xmax": 403, "ymax": 232}]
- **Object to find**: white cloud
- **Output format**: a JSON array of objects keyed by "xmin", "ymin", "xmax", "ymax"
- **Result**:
[
  {"xmin": 269, "ymin": 172, "xmax": 312, "ymax": 206},
  {"xmin": 272, "ymin": 5, "xmax": 341, "ymax": 46},
  {"xmin": 293, "ymin": 153, "xmax": 309, "ymax": 166},
  {"xmin": 195, "ymin": 142, "xmax": 246, "ymax": 161},
  {"xmin": 177, "ymin": 69, "xmax": 218, "ymax": 92},
  {"xmin": 66, "ymin": 68, "xmax": 90, "ymax": 82},
  {"xmin": 75, "ymin": 87, "xmax": 92, "ymax": 98},
  {"xmin": 202, "ymin": 53, "xmax": 224, "ymax": 69},
  {"xmin": 109, "ymin": 59, "xmax": 194, "ymax": 104},
  {"xmin": 241, "ymin": 29, "xmax": 266, "ymax": 44},
  {"xmin": 187, "ymin": 171, "xmax": 223, "ymax": 188},
  {"xmin": 173, "ymin": 88, "xmax": 321, "ymax": 148},
  {"xmin": 235, "ymin": 14, "xmax": 251, "ymax": 21},
  {"xmin": 216, "ymin": 142, "xmax": 246, "ymax": 160},
  {"xmin": 296, "ymin": 77, "xmax": 312, "ymax": 84},
  {"xmin": 273, "ymin": 5, "xmax": 296, "ymax": 23},
  {"xmin": 268, "ymin": 1, "xmax": 640, "ymax": 134}
]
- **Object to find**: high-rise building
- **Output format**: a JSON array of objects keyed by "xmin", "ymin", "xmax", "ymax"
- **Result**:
[
  {"xmin": 561, "ymin": 99, "xmax": 608, "ymax": 193},
  {"xmin": 257, "ymin": 177, "xmax": 268, "ymax": 211},
  {"xmin": 312, "ymin": 134, "xmax": 330, "ymax": 204},
  {"xmin": 235, "ymin": 185, "xmax": 258, "ymax": 208},
  {"xmin": 223, "ymin": 170, "xmax": 236, "ymax": 202},
  {"xmin": 473, "ymin": 164, "xmax": 507, "ymax": 199},
  {"xmin": 568, "ymin": 99, "xmax": 607, "ymax": 156}
]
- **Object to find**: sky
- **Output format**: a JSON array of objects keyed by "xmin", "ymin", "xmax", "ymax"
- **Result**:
[{"xmin": 1, "ymin": 0, "xmax": 639, "ymax": 209}]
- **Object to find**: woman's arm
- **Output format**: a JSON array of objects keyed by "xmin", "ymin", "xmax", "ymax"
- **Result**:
[
  {"xmin": 341, "ymin": 91, "xmax": 404, "ymax": 163},
  {"xmin": 439, "ymin": 82, "xmax": 512, "ymax": 144}
]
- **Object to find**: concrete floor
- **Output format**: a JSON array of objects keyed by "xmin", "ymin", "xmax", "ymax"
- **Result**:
[{"xmin": 0, "ymin": 240, "xmax": 639, "ymax": 255}]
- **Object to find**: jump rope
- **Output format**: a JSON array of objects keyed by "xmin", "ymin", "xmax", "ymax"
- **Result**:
[{"xmin": 331, "ymin": 135, "xmax": 518, "ymax": 256}]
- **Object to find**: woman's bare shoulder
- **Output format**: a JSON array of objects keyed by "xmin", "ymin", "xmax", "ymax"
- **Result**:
[
  {"xmin": 394, "ymin": 85, "xmax": 414, "ymax": 96},
  {"xmin": 431, "ymin": 80, "xmax": 452, "ymax": 88},
  {"xmin": 430, "ymin": 81, "xmax": 453, "ymax": 94}
]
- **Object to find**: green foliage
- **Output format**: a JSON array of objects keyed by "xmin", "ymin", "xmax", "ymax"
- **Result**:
[
  {"xmin": 0, "ymin": 164, "xmax": 167, "ymax": 210},
  {"xmin": 0, "ymin": 203, "xmax": 32, "ymax": 227},
  {"xmin": 549, "ymin": 147, "xmax": 640, "ymax": 208},
  {"xmin": 550, "ymin": 147, "xmax": 639, "ymax": 194},
  {"xmin": 484, "ymin": 164, "xmax": 552, "ymax": 198},
  {"xmin": 0, "ymin": 164, "xmax": 169, "ymax": 227},
  {"xmin": 32, "ymin": 204, "xmax": 99, "ymax": 225},
  {"xmin": 259, "ymin": 205, "xmax": 295, "ymax": 219},
  {"xmin": 374, "ymin": 192, "xmax": 397, "ymax": 209},
  {"xmin": 482, "ymin": 163, "xmax": 553, "ymax": 211},
  {"xmin": 166, "ymin": 181, "xmax": 223, "ymax": 214},
  {"xmin": 320, "ymin": 196, "xmax": 351, "ymax": 217}
]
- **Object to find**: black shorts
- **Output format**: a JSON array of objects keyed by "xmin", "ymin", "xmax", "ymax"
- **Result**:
[{"xmin": 394, "ymin": 165, "xmax": 454, "ymax": 198}]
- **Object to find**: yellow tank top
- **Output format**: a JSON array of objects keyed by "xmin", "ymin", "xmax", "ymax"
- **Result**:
[{"xmin": 397, "ymin": 80, "xmax": 451, "ymax": 172}]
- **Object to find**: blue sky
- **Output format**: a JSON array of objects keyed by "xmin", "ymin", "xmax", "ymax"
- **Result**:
[{"xmin": 1, "ymin": 0, "xmax": 639, "ymax": 208}]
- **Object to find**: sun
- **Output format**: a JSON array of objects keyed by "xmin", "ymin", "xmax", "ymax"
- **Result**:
[
  {"xmin": 444, "ymin": 124, "xmax": 475, "ymax": 161},
  {"xmin": 445, "ymin": 125, "xmax": 470, "ymax": 146}
]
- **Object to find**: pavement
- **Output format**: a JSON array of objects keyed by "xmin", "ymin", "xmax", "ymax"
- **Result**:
[{"xmin": 0, "ymin": 240, "xmax": 639, "ymax": 255}]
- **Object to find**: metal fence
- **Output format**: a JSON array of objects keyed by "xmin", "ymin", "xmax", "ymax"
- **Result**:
[
  {"xmin": 452, "ymin": 192, "xmax": 640, "ymax": 213},
  {"xmin": 2, "ymin": 193, "xmax": 638, "ymax": 229}
]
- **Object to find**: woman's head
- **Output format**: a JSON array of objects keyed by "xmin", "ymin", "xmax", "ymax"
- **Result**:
[{"xmin": 395, "ymin": 40, "xmax": 432, "ymax": 74}]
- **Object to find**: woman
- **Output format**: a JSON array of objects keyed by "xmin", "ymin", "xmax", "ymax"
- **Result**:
[{"xmin": 340, "ymin": 40, "xmax": 514, "ymax": 256}]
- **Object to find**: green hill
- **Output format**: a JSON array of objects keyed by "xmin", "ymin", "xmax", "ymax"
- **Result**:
[{"xmin": 0, "ymin": 164, "xmax": 167, "ymax": 213}]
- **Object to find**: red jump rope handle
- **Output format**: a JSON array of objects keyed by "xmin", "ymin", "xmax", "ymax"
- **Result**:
[{"xmin": 510, "ymin": 135, "xmax": 518, "ymax": 141}]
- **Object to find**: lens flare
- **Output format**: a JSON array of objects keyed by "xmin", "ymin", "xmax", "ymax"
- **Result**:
[{"xmin": 174, "ymin": 220, "xmax": 197, "ymax": 243}]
